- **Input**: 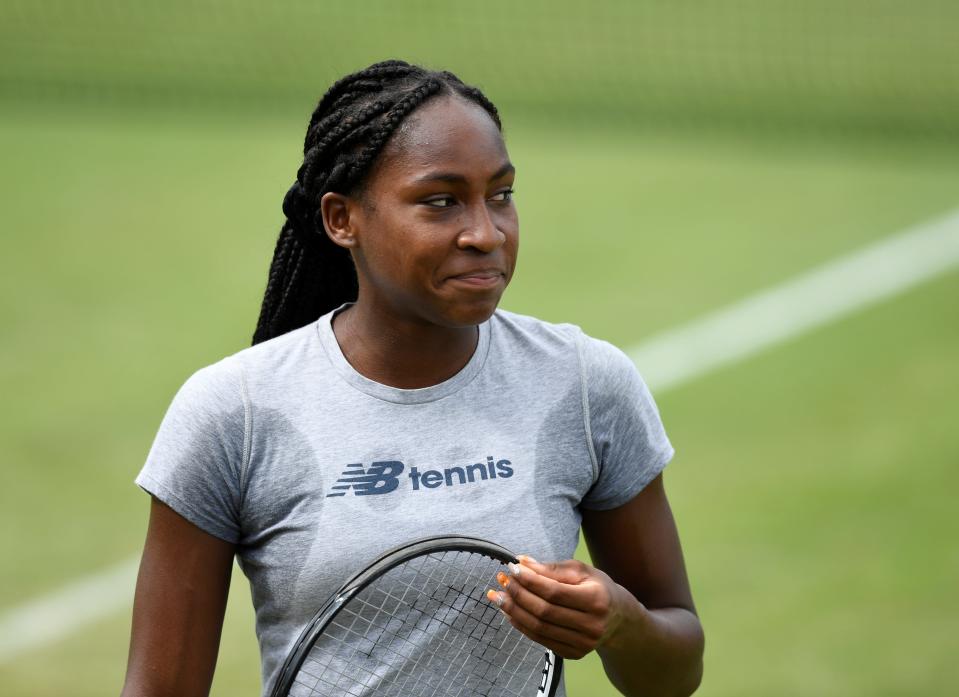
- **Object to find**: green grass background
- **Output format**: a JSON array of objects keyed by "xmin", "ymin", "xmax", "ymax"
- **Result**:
[
  {"xmin": 2, "ymin": 105, "xmax": 957, "ymax": 696},
  {"xmin": 2, "ymin": 2, "xmax": 959, "ymax": 695}
]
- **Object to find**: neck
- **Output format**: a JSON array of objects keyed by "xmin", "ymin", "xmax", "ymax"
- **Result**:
[{"xmin": 332, "ymin": 300, "xmax": 481, "ymax": 389}]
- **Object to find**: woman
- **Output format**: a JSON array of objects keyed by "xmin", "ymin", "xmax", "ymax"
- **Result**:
[{"xmin": 121, "ymin": 60, "xmax": 704, "ymax": 697}]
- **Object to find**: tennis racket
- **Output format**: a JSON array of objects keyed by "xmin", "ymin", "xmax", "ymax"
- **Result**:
[{"xmin": 270, "ymin": 535, "xmax": 563, "ymax": 697}]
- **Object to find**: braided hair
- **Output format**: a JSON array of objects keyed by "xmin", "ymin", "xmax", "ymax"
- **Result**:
[{"xmin": 251, "ymin": 60, "xmax": 502, "ymax": 345}]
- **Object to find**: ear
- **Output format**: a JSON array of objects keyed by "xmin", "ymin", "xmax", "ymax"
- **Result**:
[{"xmin": 320, "ymin": 192, "xmax": 361, "ymax": 249}]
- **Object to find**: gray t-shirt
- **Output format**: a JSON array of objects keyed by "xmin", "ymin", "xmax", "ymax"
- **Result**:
[{"xmin": 136, "ymin": 306, "xmax": 673, "ymax": 696}]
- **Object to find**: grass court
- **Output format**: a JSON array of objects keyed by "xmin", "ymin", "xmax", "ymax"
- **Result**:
[{"xmin": 1, "ymin": 97, "xmax": 957, "ymax": 696}]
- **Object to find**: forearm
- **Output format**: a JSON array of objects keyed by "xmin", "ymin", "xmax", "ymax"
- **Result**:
[{"xmin": 598, "ymin": 591, "xmax": 704, "ymax": 697}]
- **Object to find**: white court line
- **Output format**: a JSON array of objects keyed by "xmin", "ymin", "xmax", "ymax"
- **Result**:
[
  {"xmin": 0, "ymin": 557, "xmax": 140, "ymax": 662},
  {"xmin": 2, "ymin": 207, "xmax": 958, "ymax": 663},
  {"xmin": 634, "ymin": 208, "xmax": 959, "ymax": 392}
]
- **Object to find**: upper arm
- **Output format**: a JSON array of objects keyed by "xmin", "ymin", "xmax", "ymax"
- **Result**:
[
  {"xmin": 581, "ymin": 473, "xmax": 697, "ymax": 614},
  {"xmin": 122, "ymin": 497, "xmax": 236, "ymax": 697},
  {"xmin": 578, "ymin": 334, "xmax": 674, "ymax": 511}
]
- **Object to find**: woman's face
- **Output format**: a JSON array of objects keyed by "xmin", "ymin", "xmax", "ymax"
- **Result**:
[{"xmin": 327, "ymin": 95, "xmax": 518, "ymax": 328}]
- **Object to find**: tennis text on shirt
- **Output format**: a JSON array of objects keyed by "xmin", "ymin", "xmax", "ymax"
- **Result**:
[{"xmin": 325, "ymin": 455, "xmax": 514, "ymax": 497}]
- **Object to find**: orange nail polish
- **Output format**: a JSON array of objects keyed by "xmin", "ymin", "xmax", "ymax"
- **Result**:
[{"xmin": 496, "ymin": 571, "xmax": 510, "ymax": 588}]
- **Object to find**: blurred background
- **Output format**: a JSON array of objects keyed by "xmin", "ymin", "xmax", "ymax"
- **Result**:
[{"xmin": 1, "ymin": 1, "xmax": 957, "ymax": 695}]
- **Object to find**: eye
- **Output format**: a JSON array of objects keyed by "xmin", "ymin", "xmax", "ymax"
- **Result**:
[
  {"xmin": 490, "ymin": 188, "xmax": 515, "ymax": 203},
  {"xmin": 423, "ymin": 196, "xmax": 457, "ymax": 208}
]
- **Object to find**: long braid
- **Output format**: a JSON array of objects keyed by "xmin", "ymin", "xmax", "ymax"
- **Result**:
[{"xmin": 252, "ymin": 60, "xmax": 502, "ymax": 345}]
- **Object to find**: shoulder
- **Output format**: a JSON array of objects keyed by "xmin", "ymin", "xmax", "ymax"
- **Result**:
[
  {"xmin": 171, "ymin": 320, "xmax": 319, "ymax": 409},
  {"xmin": 489, "ymin": 308, "xmax": 648, "ymax": 390},
  {"xmin": 170, "ymin": 355, "xmax": 244, "ymax": 415},
  {"xmin": 224, "ymin": 320, "xmax": 321, "ymax": 387},
  {"xmin": 229, "ymin": 320, "xmax": 319, "ymax": 373},
  {"xmin": 577, "ymin": 333, "xmax": 648, "ymax": 396},
  {"xmin": 490, "ymin": 307, "xmax": 583, "ymax": 354}
]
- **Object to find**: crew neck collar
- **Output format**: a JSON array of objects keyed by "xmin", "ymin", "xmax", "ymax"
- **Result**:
[{"xmin": 315, "ymin": 304, "xmax": 492, "ymax": 404}]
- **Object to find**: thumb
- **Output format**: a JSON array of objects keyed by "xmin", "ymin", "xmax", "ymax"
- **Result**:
[{"xmin": 515, "ymin": 555, "xmax": 591, "ymax": 585}]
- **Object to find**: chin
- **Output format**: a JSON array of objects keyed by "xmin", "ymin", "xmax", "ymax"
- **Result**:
[{"xmin": 439, "ymin": 297, "xmax": 501, "ymax": 327}]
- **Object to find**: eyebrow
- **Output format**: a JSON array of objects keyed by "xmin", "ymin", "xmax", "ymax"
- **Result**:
[{"xmin": 412, "ymin": 162, "xmax": 515, "ymax": 186}]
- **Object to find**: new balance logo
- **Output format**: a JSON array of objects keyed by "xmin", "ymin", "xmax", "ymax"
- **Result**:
[
  {"xmin": 326, "ymin": 461, "xmax": 405, "ymax": 497},
  {"xmin": 326, "ymin": 456, "xmax": 514, "ymax": 498}
]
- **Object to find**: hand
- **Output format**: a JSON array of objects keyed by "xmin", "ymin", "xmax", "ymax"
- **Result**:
[{"xmin": 487, "ymin": 556, "xmax": 644, "ymax": 660}]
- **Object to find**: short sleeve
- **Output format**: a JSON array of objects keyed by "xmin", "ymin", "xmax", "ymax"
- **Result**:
[
  {"xmin": 578, "ymin": 334, "xmax": 674, "ymax": 510},
  {"xmin": 135, "ymin": 357, "xmax": 249, "ymax": 543}
]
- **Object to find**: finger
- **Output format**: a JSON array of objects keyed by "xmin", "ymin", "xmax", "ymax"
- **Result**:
[
  {"xmin": 487, "ymin": 589, "xmax": 594, "ymax": 657},
  {"xmin": 516, "ymin": 556, "xmax": 592, "ymax": 585},
  {"xmin": 506, "ymin": 561, "xmax": 602, "ymax": 614},
  {"xmin": 502, "ymin": 572, "xmax": 603, "ymax": 638}
]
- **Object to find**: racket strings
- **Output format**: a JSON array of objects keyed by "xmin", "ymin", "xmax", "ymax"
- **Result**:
[
  {"xmin": 398, "ymin": 552, "xmax": 529, "ymax": 696},
  {"xmin": 288, "ymin": 550, "xmax": 546, "ymax": 696},
  {"xmin": 300, "ymin": 559, "xmax": 530, "ymax": 695},
  {"xmin": 365, "ymin": 561, "xmax": 505, "ymax": 695}
]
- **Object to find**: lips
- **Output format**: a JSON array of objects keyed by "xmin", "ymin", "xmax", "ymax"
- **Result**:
[{"xmin": 446, "ymin": 269, "xmax": 505, "ymax": 288}]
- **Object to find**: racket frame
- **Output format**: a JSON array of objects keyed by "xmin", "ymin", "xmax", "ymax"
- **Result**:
[{"xmin": 269, "ymin": 534, "xmax": 562, "ymax": 697}]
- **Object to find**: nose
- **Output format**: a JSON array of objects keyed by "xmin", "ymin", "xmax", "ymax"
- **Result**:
[{"xmin": 457, "ymin": 202, "xmax": 505, "ymax": 253}]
